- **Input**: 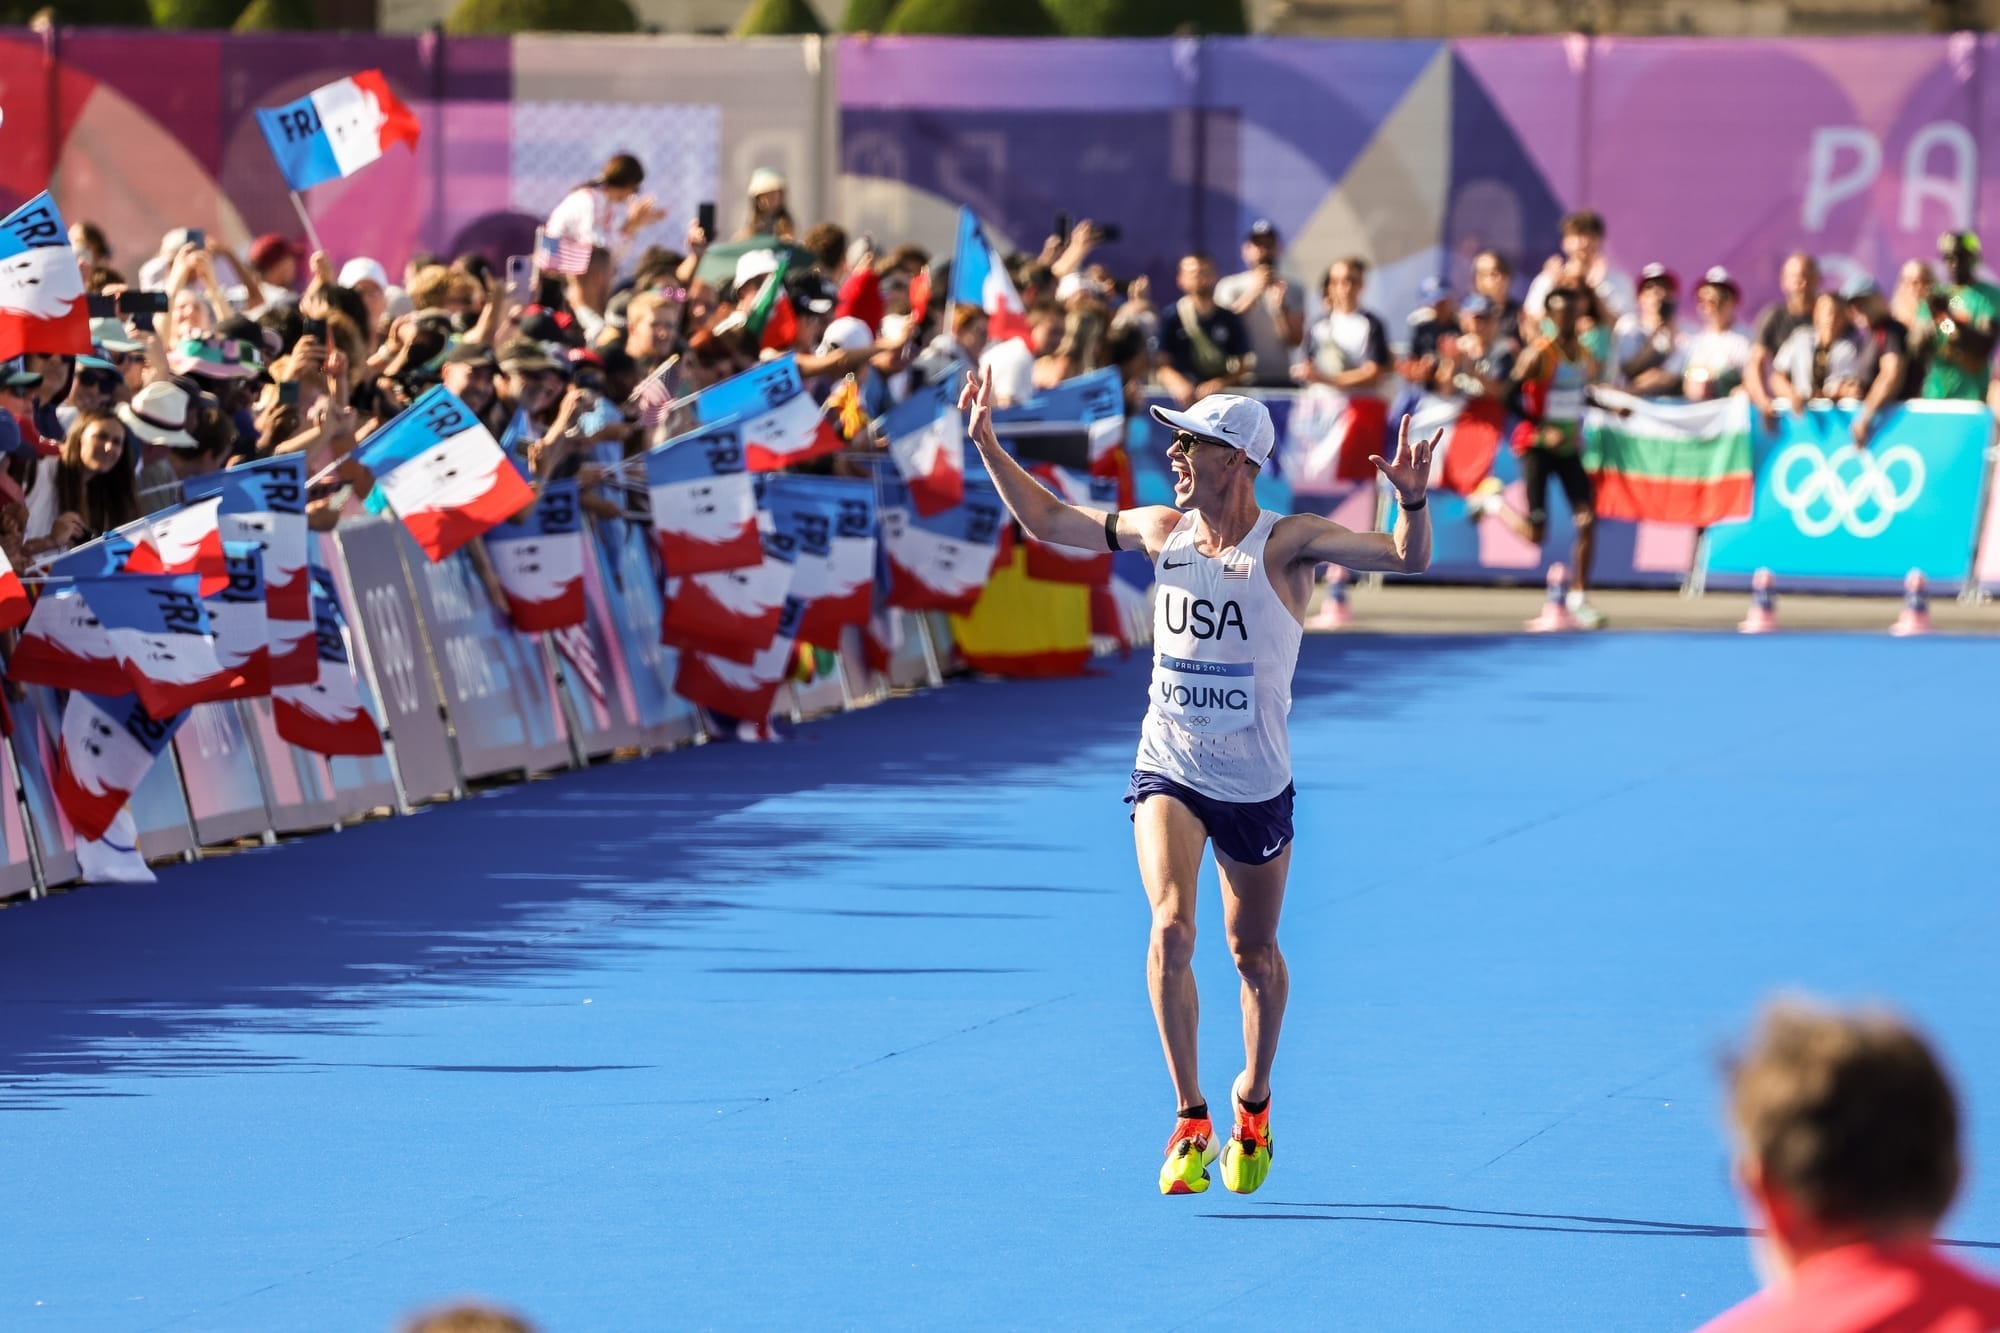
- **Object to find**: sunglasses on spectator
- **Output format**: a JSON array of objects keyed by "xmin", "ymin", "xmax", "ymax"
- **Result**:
[{"xmin": 80, "ymin": 371, "xmax": 120, "ymax": 392}]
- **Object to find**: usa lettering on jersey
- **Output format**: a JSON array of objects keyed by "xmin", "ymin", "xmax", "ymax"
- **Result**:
[{"xmin": 1160, "ymin": 591, "xmax": 1247, "ymax": 641}]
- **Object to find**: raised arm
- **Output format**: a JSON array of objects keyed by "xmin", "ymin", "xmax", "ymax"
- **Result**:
[
  {"xmin": 1272, "ymin": 415, "xmax": 1436, "ymax": 574},
  {"xmin": 960, "ymin": 368, "xmax": 1177, "ymax": 557}
]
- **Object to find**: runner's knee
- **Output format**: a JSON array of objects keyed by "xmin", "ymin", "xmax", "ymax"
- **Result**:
[
  {"xmin": 1150, "ymin": 913, "xmax": 1196, "ymax": 970},
  {"xmin": 1230, "ymin": 938, "xmax": 1282, "ymax": 985}
]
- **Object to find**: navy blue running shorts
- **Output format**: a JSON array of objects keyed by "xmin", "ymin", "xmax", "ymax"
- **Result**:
[{"xmin": 1123, "ymin": 769, "xmax": 1296, "ymax": 866}]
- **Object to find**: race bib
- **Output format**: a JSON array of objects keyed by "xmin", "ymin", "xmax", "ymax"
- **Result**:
[
  {"xmin": 1544, "ymin": 383, "xmax": 1585, "ymax": 423},
  {"xmin": 1151, "ymin": 654, "xmax": 1255, "ymax": 735}
]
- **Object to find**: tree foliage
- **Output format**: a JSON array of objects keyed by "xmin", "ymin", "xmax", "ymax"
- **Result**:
[
  {"xmin": 442, "ymin": 0, "xmax": 637, "ymax": 35},
  {"xmin": 1052, "ymin": 0, "xmax": 1248, "ymax": 35},
  {"xmin": 735, "ymin": 0, "xmax": 826, "ymax": 34}
]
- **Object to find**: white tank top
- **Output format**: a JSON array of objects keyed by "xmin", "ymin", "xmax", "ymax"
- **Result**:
[{"xmin": 1134, "ymin": 510, "xmax": 1302, "ymax": 803}]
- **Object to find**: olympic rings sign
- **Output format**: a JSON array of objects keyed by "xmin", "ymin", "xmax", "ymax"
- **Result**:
[{"xmin": 1769, "ymin": 442, "xmax": 1925, "ymax": 539}]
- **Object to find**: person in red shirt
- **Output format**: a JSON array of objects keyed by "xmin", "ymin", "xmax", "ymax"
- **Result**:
[{"xmin": 1699, "ymin": 1000, "xmax": 2000, "ymax": 1333}]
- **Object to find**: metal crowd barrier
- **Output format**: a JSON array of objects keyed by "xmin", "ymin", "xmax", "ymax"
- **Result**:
[{"xmin": 0, "ymin": 513, "xmax": 969, "ymax": 902}]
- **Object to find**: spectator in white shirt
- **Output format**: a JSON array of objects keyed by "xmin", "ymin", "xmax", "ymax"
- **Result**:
[
  {"xmin": 1682, "ymin": 267, "xmax": 1753, "ymax": 401},
  {"xmin": 1612, "ymin": 263, "xmax": 1688, "ymax": 397},
  {"xmin": 1292, "ymin": 257, "xmax": 1390, "ymax": 399},
  {"xmin": 1214, "ymin": 218, "xmax": 1305, "ymax": 388},
  {"xmin": 544, "ymin": 153, "xmax": 665, "ymax": 315},
  {"xmin": 1769, "ymin": 291, "xmax": 1861, "ymax": 408},
  {"xmin": 1525, "ymin": 210, "xmax": 1635, "ymax": 322}
]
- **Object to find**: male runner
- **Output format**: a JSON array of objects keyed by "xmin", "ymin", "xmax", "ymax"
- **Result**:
[{"xmin": 958, "ymin": 368, "xmax": 1435, "ymax": 1195}]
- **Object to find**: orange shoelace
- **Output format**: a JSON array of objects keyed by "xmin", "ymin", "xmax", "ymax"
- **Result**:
[{"xmin": 1166, "ymin": 1117, "xmax": 1213, "ymax": 1156}]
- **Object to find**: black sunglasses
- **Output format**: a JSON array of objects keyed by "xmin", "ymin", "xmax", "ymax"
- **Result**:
[
  {"xmin": 1168, "ymin": 429, "xmax": 1231, "ymax": 458},
  {"xmin": 80, "ymin": 371, "xmax": 120, "ymax": 391}
]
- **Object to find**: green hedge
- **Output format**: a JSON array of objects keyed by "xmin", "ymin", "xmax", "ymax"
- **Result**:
[
  {"xmin": 12, "ymin": 0, "xmax": 154, "ymax": 22},
  {"xmin": 1052, "ymin": 0, "xmax": 1248, "ymax": 34},
  {"xmin": 884, "ymin": 0, "xmax": 1059, "ymax": 35},
  {"xmin": 232, "ymin": 0, "xmax": 316, "ymax": 28},
  {"xmin": 734, "ymin": 0, "xmax": 826, "ymax": 34},
  {"xmin": 442, "ymin": 0, "xmax": 637, "ymax": 34},
  {"xmin": 149, "ymin": 0, "xmax": 242, "ymax": 27},
  {"xmin": 841, "ymin": 0, "xmax": 898, "ymax": 30}
]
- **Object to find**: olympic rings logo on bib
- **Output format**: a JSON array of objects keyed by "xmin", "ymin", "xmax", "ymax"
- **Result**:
[{"xmin": 1770, "ymin": 442, "xmax": 1925, "ymax": 539}]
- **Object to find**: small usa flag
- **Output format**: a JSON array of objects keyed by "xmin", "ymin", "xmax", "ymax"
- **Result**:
[
  {"xmin": 1223, "ymin": 552, "xmax": 1252, "ymax": 580},
  {"xmin": 632, "ymin": 364, "xmax": 674, "ymax": 429},
  {"xmin": 535, "ymin": 226, "xmax": 593, "ymax": 276}
]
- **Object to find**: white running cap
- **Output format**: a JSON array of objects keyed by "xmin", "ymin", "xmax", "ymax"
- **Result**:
[{"xmin": 1149, "ymin": 394, "xmax": 1276, "ymax": 466}]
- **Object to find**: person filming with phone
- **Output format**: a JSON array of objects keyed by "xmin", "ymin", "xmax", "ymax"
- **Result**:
[{"xmin": 1216, "ymin": 220, "xmax": 1305, "ymax": 389}]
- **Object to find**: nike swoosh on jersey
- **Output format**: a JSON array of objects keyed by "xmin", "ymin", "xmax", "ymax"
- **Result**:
[{"xmin": 1163, "ymin": 559, "xmax": 1191, "ymax": 569}]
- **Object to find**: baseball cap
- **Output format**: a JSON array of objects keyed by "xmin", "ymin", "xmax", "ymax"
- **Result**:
[
  {"xmin": 1246, "ymin": 218, "xmax": 1280, "ymax": 244},
  {"xmin": 817, "ymin": 315, "xmax": 873, "ymax": 356},
  {"xmin": 1149, "ymin": 394, "xmax": 1276, "ymax": 467},
  {"xmin": 76, "ymin": 353, "xmax": 119, "ymax": 374},
  {"xmin": 337, "ymin": 257, "xmax": 390, "ymax": 292},
  {"xmin": 1418, "ymin": 275, "xmax": 1451, "ymax": 302},
  {"xmin": 1839, "ymin": 273, "xmax": 1880, "ymax": 301},
  {"xmin": 91, "ymin": 317, "xmax": 144, "ymax": 354},
  {"xmin": 1638, "ymin": 262, "xmax": 1678, "ymax": 291},
  {"xmin": 441, "ymin": 341, "xmax": 498, "ymax": 369},
  {"xmin": 248, "ymin": 233, "xmax": 301, "ymax": 272},
  {"xmin": 0, "ymin": 357, "xmax": 40, "ymax": 389},
  {"xmin": 734, "ymin": 248, "xmax": 781, "ymax": 293},
  {"xmin": 1698, "ymin": 265, "xmax": 1740, "ymax": 297},
  {"xmin": 1460, "ymin": 294, "xmax": 1496, "ymax": 317},
  {"xmin": 1055, "ymin": 271, "xmax": 1104, "ymax": 303}
]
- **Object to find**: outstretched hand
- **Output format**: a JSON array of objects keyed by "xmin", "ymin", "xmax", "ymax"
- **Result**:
[
  {"xmin": 958, "ymin": 366, "xmax": 1000, "ymax": 452},
  {"xmin": 1368, "ymin": 415, "xmax": 1439, "ymax": 503}
]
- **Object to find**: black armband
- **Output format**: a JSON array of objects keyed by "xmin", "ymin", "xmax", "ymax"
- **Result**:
[{"xmin": 1104, "ymin": 511, "xmax": 1121, "ymax": 552}]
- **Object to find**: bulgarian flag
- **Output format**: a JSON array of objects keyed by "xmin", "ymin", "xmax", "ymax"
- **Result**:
[
  {"xmin": 744, "ymin": 252, "xmax": 798, "ymax": 353},
  {"xmin": 1584, "ymin": 390, "xmax": 1754, "ymax": 527}
]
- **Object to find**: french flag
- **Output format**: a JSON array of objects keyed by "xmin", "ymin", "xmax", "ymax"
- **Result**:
[
  {"xmin": 674, "ymin": 596, "xmax": 803, "ymax": 724},
  {"xmin": 9, "ymin": 588, "xmax": 129, "ymax": 695},
  {"xmin": 0, "ymin": 544, "xmax": 28, "ymax": 633},
  {"xmin": 356, "ymin": 385, "xmax": 537, "ymax": 562},
  {"xmin": 694, "ymin": 355, "xmax": 836, "ymax": 473},
  {"xmin": 184, "ymin": 455, "xmax": 312, "ymax": 685},
  {"xmin": 486, "ymin": 480, "xmax": 587, "ymax": 633},
  {"xmin": 994, "ymin": 367, "xmax": 1127, "ymax": 467},
  {"xmin": 1024, "ymin": 467, "xmax": 1118, "ymax": 587},
  {"xmin": 882, "ymin": 380, "xmax": 965, "ymax": 518},
  {"xmin": 882, "ymin": 481, "xmax": 1008, "ymax": 616},
  {"xmin": 73, "ymin": 573, "xmax": 233, "ymax": 721},
  {"xmin": 0, "ymin": 192, "xmax": 91, "ymax": 361},
  {"xmin": 52, "ymin": 692, "xmax": 186, "ymax": 843},
  {"xmin": 661, "ymin": 513, "xmax": 796, "ymax": 663},
  {"xmin": 764, "ymin": 474, "xmax": 876, "ymax": 645},
  {"xmin": 949, "ymin": 207, "xmax": 1032, "ymax": 347},
  {"xmin": 644, "ymin": 420, "xmax": 761, "ymax": 575},
  {"xmin": 119, "ymin": 496, "xmax": 229, "ymax": 589},
  {"xmin": 254, "ymin": 69, "xmax": 420, "ymax": 194},
  {"xmin": 275, "ymin": 568, "xmax": 383, "ymax": 758},
  {"xmin": 201, "ymin": 542, "xmax": 272, "ymax": 701}
]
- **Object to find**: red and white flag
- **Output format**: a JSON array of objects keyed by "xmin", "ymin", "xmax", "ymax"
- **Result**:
[
  {"xmin": 883, "ymin": 381, "xmax": 965, "ymax": 518},
  {"xmin": 661, "ymin": 516, "xmax": 797, "ymax": 663},
  {"xmin": 10, "ymin": 589, "xmax": 129, "ymax": 696},
  {"xmin": 0, "ymin": 193, "xmax": 91, "ymax": 361},
  {"xmin": 52, "ymin": 692, "xmax": 186, "ymax": 842},
  {"xmin": 645, "ymin": 421, "xmax": 761, "ymax": 575},
  {"xmin": 674, "ymin": 596, "xmax": 801, "ymax": 723},
  {"xmin": 273, "ymin": 569, "xmax": 383, "ymax": 757},
  {"xmin": 486, "ymin": 481, "xmax": 587, "ymax": 633}
]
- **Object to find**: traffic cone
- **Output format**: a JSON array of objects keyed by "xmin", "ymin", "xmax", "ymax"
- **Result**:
[
  {"xmin": 1738, "ymin": 568, "xmax": 1779, "ymax": 634},
  {"xmin": 1891, "ymin": 568, "xmax": 1934, "ymax": 636},
  {"xmin": 1526, "ymin": 562, "xmax": 1579, "ymax": 632},
  {"xmin": 1309, "ymin": 566, "xmax": 1354, "ymax": 629}
]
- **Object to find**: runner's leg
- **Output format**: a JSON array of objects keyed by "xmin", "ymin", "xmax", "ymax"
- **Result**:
[
  {"xmin": 1218, "ymin": 845, "xmax": 1292, "ymax": 1104},
  {"xmin": 1134, "ymin": 793, "xmax": 1210, "ymax": 1112},
  {"xmin": 1556, "ymin": 452, "xmax": 1598, "ymax": 591}
]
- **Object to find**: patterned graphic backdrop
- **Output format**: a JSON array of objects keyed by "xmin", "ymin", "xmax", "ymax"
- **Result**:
[{"xmin": 1, "ymin": 29, "xmax": 1995, "ymax": 325}]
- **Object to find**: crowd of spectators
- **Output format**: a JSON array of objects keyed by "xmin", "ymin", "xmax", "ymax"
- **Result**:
[{"xmin": 18, "ymin": 155, "xmax": 2000, "ymax": 592}]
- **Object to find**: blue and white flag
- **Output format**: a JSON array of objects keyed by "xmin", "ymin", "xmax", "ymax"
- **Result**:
[{"xmin": 254, "ymin": 70, "xmax": 420, "ymax": 193}]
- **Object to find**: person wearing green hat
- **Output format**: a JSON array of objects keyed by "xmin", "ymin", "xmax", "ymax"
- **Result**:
[{"xmin": 1920, "ymin": 230, "xmax": 2000, "ymax": 402}]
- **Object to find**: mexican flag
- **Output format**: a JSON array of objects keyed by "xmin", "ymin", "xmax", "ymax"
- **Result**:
[
  {"xmin": 1584, "ymin": 390, "xmax": 1754, "ymax": 527},
  {"xmin": 744, "ymin": 253, "xmax": 798, "ymax": 353}
]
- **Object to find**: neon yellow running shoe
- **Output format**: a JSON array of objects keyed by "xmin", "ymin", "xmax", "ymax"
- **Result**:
[
  {"xmin": 1159, "ymin": 1116, "xmax": 1219, "ymax": 1195},
  {"xmin": 1220, "ymin": 1094, "xmax": 1273, "ymax": 1194}
]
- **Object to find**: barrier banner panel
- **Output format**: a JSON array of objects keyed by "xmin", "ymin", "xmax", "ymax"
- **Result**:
[
  {"xmin": 8, "ymin": 691, "xmax": 79, "ymax": 887},
  {"xmin": 333, "ymin": 520, "xmax": 458, "ymax": 803},
  {"xmin": 175, "ymin": 702, "xmax": 272, "ymax": 845},
  {"xmin": 1702, "ymin": 402, "xmax": 1991, "ymax": 589},
  {"xmin": 551, "ymin": 545, "xmax": 640, "ymax": 758},
  {"xmin": 238, "ymin": 698, "xmax": 338, "ymax": 834},
  {"xmin": 589, "ymin": 517, "xmax": 701, "ymax": 750},
  {"xmin": 0, "ymin": 734, "xmax": 36, "ymax": 897},
  {"xmin": 403, "ymin": 536, "xmax": 569, "ymax": 778},
  {"xmin": 125, "ymin": 742, "xmax": 195, "ymax": 862}
]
